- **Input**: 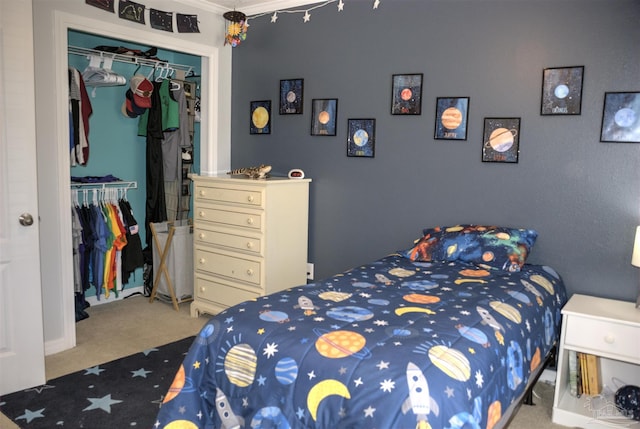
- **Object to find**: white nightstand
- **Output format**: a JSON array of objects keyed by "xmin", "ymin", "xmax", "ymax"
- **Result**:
[{"xmin": 553, "ymin": 294, "xmax": 640, "ymax": 428}]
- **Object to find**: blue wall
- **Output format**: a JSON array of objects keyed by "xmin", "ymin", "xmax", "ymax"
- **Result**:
[
  {"xmin": 230, "ymin": 0, "xmax": 640, "ymax": 301},
  {"xmin": 68, "ymin": 30, "xmax": 201, "ymax": 297}
]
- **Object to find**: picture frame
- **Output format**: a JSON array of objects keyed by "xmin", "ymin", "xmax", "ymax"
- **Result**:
[
  {"xmin": 311, "ymin": 99, "xmax": 338, "ymax": 136},
  {"xmin": 347, "ymin": 119, "xmax": 375, "ymax": 157},
  {"xmin": 482, "ymin": 117, "xmax": 520, "ymax": 163},
  {"xmin": 279, "ymin": 78, "xmax": 304, "ymax": 115},
  {"xmin": 600, "ymin": 91, "xmax": 640, "ymax": 143},
  {"xmin": 434, "ymin": 97, "xmax": 469, "ymax": 140},
  {"xmin": 250, "ymin": 100, "xmax": 271, "ymax": 134},
  {"xmin": 541, "ymin": 66, "xmax": 584, "ymax": 115},
  {"xmin": 391, "ymin": 73, "xmax": 423, "ymax": 115}
]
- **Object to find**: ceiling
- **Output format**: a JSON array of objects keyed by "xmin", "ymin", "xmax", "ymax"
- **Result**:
[{"xmin": 183, "ymin": 0, "xmax": 325, "ymax": 15}]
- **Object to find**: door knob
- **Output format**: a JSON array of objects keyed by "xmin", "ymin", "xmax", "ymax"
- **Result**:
[{"xmin": 19, "ymin": 213, "xmax": 34, "ymax": 226}]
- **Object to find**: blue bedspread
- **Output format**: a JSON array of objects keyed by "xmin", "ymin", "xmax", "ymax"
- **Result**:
[{"xmin": 155, "ymin": 254, "xmax": 567, "ymax": 429}]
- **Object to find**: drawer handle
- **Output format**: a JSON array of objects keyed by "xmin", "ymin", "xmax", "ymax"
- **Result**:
[
  {"xmin": 246, "ymin": 217, "xmax": 254, "ymax": 225},
  {"xmin": 199, "ymin": 286, "xmax": 206, "ymax": 293},
  {"xmin": 199, "ymin": 190, "xmax": 206, "ymax": 196},
  {"xmin": 247, "ymin": 195, "xmax": 254, "ymax": 202},
  {"xmin": 198, "ymin": 211, "xmax": 206, "ymax": 218},
  {"xmin": 198, "ymin": 232, "xmax": 206, "ymax": 239},
  {"xmin": 199, "ymin": 258, "xmax": 206, "ymax": 265},
  {"xmin": 246, "ymin": 269, "xmax": 254, "ymax": 276},
  {"xmin": 246, "ymin": 242, "xmax": 254, "ymax": 249},
  {"xmin": 604, "ymin": 334, "xmax": 615, "ymax": 344}
]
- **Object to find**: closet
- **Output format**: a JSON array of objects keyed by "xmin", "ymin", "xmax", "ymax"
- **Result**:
[{"xmin": 67, "ymin": 30, "xmax": 201, "ymax": 317}]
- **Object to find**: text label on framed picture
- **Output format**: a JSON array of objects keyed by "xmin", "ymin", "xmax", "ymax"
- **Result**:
[
  {"xmin": 541, "ymin": 66, "xmax": 584, "ymax": 115},
  {"xmin": 250, "ymin": 100, "xmax": 271, "ymax": 134},
  {"xmin": 600, "ymin": 91, "xmax": 640, "ymax": 143},
  {"xmin": 311, "ymin": 99, "xmax": 338, "ymax": 136},
  {"xmin": 482, "ymin": 117, "xmax": 520, "ymax": 163},
  {"xmin": 391, "ymin": 73, "xmax": 423, "ymax": 115},
  {"xmin": 279, "ymin": 78, "xmax": 304, "ymax": 115},
  {"xmin": 347, "ymin": 119, "xmax": 376, "ymax": 158},
  {"xmin": 434, "ymin": 97, "xmax": 469, "ymax": 140}
]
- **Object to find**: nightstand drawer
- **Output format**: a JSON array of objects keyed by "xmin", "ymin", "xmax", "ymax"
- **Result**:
[
  {"xmin": 565, "ymin": 315, "xmax": 639, "ymax": 361},
  {"xmin": 195, "ymin": 247, "xmax": 261, "ymax": 285},
  {"xmin": 195, "ymin": 206, "xmax": 262, "ymax": 231},
  {"xmin": 195, "ymin": 184, "xmax": 263, "ymax": 207},
  {"xmin": 194, "ymin": 225, "xmax": 262, "ymax": 255}
]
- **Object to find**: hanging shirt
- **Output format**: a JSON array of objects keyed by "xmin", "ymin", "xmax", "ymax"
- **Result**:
[{"xmin": 68, "ymin": 68, "xmax": 92, "ymax": 165}]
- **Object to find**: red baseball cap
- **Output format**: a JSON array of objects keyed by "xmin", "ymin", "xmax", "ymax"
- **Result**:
[{"xmin": 130, "ymin": 74, "xmax": 153, "ymax": 108}]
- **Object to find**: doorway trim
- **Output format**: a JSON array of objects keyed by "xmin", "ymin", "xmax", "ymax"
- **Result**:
[{"xmin": 47, "ymin": 11, "xmax": 220, "ymax": 354}]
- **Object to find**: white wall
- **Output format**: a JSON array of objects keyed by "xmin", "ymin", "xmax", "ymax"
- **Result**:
[{"xmin": 32, "ymin": 0, "xmax": 232, "ymax": 354}]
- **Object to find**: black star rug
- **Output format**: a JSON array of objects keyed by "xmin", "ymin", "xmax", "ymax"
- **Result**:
[{"xmin": 0, "ymin": 336, "xmax": 195, "ymax": 428}]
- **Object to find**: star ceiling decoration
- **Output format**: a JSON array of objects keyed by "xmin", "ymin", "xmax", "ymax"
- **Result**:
[{"xmin": 248, "ymin": 0, "xmax": 382, "ymax": 24}]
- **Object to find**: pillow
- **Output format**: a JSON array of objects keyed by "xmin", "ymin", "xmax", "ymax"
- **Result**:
[{"xmin": 401, "ymin": 224, "xmax": 538, "ymax": 272}]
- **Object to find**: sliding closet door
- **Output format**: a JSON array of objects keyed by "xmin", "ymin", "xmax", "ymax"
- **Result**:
[{"xmin": 0, "ymin": 0, "xmax": 46, "ymax": 395}]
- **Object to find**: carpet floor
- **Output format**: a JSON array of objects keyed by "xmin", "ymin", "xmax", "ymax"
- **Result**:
[{"xmin": 0, "ymin": 336, "xmax": 194, "ymax": 428}]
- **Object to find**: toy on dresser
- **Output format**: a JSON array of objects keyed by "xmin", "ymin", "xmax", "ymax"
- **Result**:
[{"xmin": 227, "ymin": 164, "xmax": 272, "ymax": 179}]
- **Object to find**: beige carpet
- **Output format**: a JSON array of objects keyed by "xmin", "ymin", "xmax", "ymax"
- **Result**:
[{"xmin": 0, "ymin": 294, "xmax": 572, "ymax": 429}]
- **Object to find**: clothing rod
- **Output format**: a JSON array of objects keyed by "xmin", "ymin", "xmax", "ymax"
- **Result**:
[
  {"xmin": 70, "ymin": 181, "xmax": 137, "ymax": 190},
  {"xmin": 68, "ymin": 45, "xmax": 194, "ymax": 76}
]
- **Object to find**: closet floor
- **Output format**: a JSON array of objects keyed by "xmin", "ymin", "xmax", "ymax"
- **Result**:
[{"xmin": 0, "ymin": 295, "xmax": 208, "ymax": 429}]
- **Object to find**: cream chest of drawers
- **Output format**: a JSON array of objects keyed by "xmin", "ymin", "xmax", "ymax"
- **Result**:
[
  {"xmin": 552, "ymin": 294, "xmax": 640, "ymax": 428},
  {"xmin": 190, "ymin": 175, "xmax": 311, "ymax": 317}
]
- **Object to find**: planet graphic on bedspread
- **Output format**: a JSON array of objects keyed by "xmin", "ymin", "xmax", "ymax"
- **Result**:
[
  {"xmin": 489, "ymin": 301, "xmax": 522, "ymax": 324},
  {"xmin": 224, "ymin": 343, "xmax": 258, "ymax": 387},
  {"xmin": 314, "ymin": 329, "xmax": 371, "ymax": 359},
  {"xmin": 275, "ymin": 357, "xmax": 298, "ymax": 385},
  {"xmin": 428, "ymin": 345, "xmax": 471, "ymax": 381},
  {"xmin": 326, "ymin": 306, "xmax": 374, "ymax": 322},
  {"xmin": 529, "ymin": 274, "xmax": 554, "ymax": 295}
]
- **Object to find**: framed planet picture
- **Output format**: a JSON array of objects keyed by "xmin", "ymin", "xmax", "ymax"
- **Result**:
[
  {"xmin": 600, "ymin": 92, "xmax": 640, "ymax": 143},
  {"xmin": 482, "ymin": 117, "xmax": 520, "ymax": 163},
  {"xmin": 311, "ymin": 99, "xmax": 338, "ymax": 136},
  {"xmin": 250, "ymin": 100, "xmax": 271, "ymax": 134},
  {"xmin": 434, "ymin": 97, "xmax": 469, "ymax": 140},
  {"xmin": 279, "ymin": 78, "xmax": 304, "ymax": 115},
  {"xmin": 391, "ymin": 74, "xmax": 423, "ymax": 115},
  {"xmin": 347, "ymin": 119, "xmax": 375, "ymax": 158},
  {"xmin": 541, "ymin": 66, "xmax": 584, "ymax": 115}
]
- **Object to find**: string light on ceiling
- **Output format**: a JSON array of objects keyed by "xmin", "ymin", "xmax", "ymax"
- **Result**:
[{"xmin": 248, "ymin": 0, "xmax": 381, "ymax": 24}]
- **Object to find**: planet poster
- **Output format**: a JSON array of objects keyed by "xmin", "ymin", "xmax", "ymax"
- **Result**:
[
  {"xmin": 311, "ymin": 99, "xmax": 338, "ymax": 136},
  {"xmin": 279, "ymin": 79, "xmax": 304, "ymax": 115},
  {"xmin": 250, "ymin": 100, "xmax": 271, "ymax": 134},
  {"xmin": 391, "ymin": 74, "xmax": 423, "ymax": 115},
  {"xmin": 482, "ymin": 117, "xmax": 520, "ymax": 163},
  {"xmin": 540, "ymin": 66, "xmax": 584, "ymax": 115},
  {"xmin": 600, "ymin": 92, "xmax": 640, "ymax": 143},
  {"xmin": 347, "ymin": 118, "xmax": 375, "ymax": 157},
  {"xmin": 434, "ymin": 97, "xmax": 469, "ymax": 140}
]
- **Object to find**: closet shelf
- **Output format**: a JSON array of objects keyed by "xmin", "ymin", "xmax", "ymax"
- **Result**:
[
  {"xmin": 68, "ymin": 46, "xmax": 194, "ymax": 76},
  {"xmin": 70, "ymin": 181, "xmax": 137, "ymax": 190}
]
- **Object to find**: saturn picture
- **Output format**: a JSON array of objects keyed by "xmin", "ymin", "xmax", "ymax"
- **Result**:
[{"xmin": 482, "ymin": 117, "xmax": 520, "ymax": 163}]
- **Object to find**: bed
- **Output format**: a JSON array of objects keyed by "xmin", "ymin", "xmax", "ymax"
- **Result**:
[{"xmin": 154, "ymin": 225, "xmax": 568, "ymax": 429}]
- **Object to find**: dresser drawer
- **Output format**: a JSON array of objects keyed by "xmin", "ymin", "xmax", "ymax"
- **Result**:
[
  {"xmin": 195, "ymin": 276, "xmax": 260, "ymax": 308},
  {"xmin": 194, "ymin": 225, "xmax": 262, "ymax": 255},
  {"xmin": 195, "ymin": 247, "xmax": 261, "ymax": 285},
  {"xmin": 195, "ymin": 184, "xmax": 263, "ymax": 207},
  {"xmin": 564, "ymin": 315, "xmax": 639, "ymax": 361},
  {"xmin": 195, "ymin": 206, "xmax": 262, "ymax": 231}
]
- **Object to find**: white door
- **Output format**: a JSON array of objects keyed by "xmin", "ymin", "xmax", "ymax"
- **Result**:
[{"xmin": 0, "ymin": 0, "xmax": 46, "ymax": 395}]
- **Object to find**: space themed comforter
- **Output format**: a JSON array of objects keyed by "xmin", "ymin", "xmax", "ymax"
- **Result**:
[{"xmin": 154, "ymin": 254, "xmax": 567, "ymax": 429}]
